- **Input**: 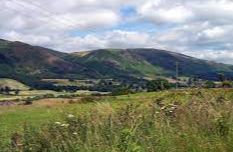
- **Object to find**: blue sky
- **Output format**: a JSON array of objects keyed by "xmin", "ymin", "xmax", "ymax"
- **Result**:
[{"xmin": 1, "ymin": 0, "xmax": 233, "ymax": 64}]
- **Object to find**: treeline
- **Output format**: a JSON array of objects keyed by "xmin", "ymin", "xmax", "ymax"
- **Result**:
[{"xmin": 0, "ymin": 86, "xmax": 20, "ymax": 95}]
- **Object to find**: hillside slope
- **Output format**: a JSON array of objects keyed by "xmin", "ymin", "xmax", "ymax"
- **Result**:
[
  {"xmin": 0, "ymin": 39, "xmax": 233, "ymax": 87},
  {"xmin": 0, "ymin": 78, "xmax": 29, "ymax": 90},
  {"xmin": 0, "ymin": 39, "xmax": 99, "ymax": 79},
  {"xmin": 73, "ymin": 49, "xmax": 233, "ymax": 80}
]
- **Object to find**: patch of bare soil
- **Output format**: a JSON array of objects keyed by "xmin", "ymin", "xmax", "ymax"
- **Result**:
[{"xmin": 0, "ymin": 101, "xmax": 16, "ymax": 106}]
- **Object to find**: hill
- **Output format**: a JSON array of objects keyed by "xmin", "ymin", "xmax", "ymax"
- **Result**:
[
  {"xmin": 0, "ymin": 39, "xmax": 100, "ymax": 88},
  {"xmin": 0, "ymin": 39, "xmax": 233, "ymax": 88},
  {"xmin": 0, "ymin": 78, "xmax": 29, "ymax": 90},
  {"xmin": 0, "ymin": 39, "xmax": 98, "ymax": 79},
  {"xmin": 73, "ymin": 49, "xmax": 233, "ymax": 80}
]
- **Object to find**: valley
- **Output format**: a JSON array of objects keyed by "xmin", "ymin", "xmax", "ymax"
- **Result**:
[
  {"xmin": 0, "ymin": 39, "xmax": 233, "ymax": 151},
  {"xmin": 1, "ymin": 0, "xmax": 233, "ymax": 151}
]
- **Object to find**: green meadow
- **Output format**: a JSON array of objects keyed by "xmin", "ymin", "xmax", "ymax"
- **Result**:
[{"xmin": 0, "ymin": 89, "xmax": 233, "ymax": 151}]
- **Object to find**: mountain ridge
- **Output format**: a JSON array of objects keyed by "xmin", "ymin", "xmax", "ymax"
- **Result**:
[{"xmin": 0, "ymin": 39, "xmax": 232, "ymax": 88}]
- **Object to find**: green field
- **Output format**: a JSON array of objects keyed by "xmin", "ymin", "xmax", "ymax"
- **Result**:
[
  {"xmin": 0, "ymin": 89, "xmax": 233, "ymax": 151},
  {"xmin": 0, "ymin": 88, "xmax": 109, "ymax": 102},
  {"xmin": 0, "ymin": 78, "xmax": 29, "ymax": 90}
]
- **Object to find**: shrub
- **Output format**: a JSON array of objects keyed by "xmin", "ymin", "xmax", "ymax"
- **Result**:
[
  {"xmin": 205, "ymin": 81, "xmax": 216, "ymax": 88},
  {"xmin": 147, "ymin": 79, "xmax": 172, "ymax": 92},
  {"xmin": 24, "ymin": 98, "xmax": 33, "ymax": 105}
]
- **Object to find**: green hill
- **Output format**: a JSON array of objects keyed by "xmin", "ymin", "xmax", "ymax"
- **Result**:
[
  {"xmin": 72, "ymin": 49, "xmax": 166, "ymax": 79},
  {"xmin": 0, "ymin": 78, "xmax": 29, "ymax": 90},
  {"xmin": 0, "ymin": 39, "xmax": 233, "ymax": 88},
  {"xmin": 73, "ymin": 49, "xmax": 233, "ymax": 80}
]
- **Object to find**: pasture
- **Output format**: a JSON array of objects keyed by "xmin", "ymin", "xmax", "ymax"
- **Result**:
[{"xmin": 0, "ymin": 88, "xmax": 232, "ymax": 151}]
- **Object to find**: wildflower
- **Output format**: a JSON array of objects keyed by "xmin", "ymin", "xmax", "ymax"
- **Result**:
[
  {"xmin": 68, "ymin": 114, "xmax": 75, "ymax": 118},
  {"xmin": 170, "ymin": 107, "xmax": 176, "ymax": 110},
  {"xmin": 55, "ymin": 122, "xmax": 61, "ymax": 125},
  {"xmin": 61, "ymin": 124, "xmax": 69, "ymax": 127},
  {"xmin": 138, "ymin": 115, "xmax": 143, "ymax": 118},
  {"xmin": 161, "ymin": 106, "xmax": 166, "ymax": 110},
  {"xmin": 73, "ymin": 132, "xmax": 78, "ymax": 135},
  {"xmin": 156, "ymin": 111, "xmax": 160, "ymax": 114}
]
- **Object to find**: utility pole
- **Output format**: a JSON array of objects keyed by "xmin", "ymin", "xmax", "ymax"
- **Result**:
[{"xmin": 176, "ymin": 62, "xmax": 179, "ymax": 89}]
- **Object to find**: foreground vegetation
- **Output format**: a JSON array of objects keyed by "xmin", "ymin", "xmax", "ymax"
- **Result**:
[{"xmin": 0, "ymin": 89, "xmax": 232, "ymax": 151}]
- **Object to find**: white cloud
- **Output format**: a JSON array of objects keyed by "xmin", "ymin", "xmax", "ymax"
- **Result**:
[
  {"xmin": 104, "ymin": 30, "xmax": 153, "ymax": 48},
  {"xmin": 138, "ymin": 1, "xmax": 193, "ymax": 23},
  {"xmin": 2, "ymin": 31, "xmax": 51, "ymax": 46},
  {"xmin": 0, "ymin": 0, "xmax": 122, "ymax": 32},
  {"xmin": 45, "ymin": 30, "xmax": 163, "ymax": 52},
  {"xmin": 0, "ymin": 0, "xmax": 233, "ymax": 64},
  {"xmin": 201, "ymin": 27, "xmax": 226, "ymax": 39},
  {"xmin": 185, "ymin": 50, "xmax": 233, "ymax": 65}
]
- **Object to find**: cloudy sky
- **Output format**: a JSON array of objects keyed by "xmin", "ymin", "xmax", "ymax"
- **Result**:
[{"xmin": 1, "ymin": 0, "xmax": 233, "ymax": 64}]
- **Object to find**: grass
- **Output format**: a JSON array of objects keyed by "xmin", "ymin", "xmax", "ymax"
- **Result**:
[
  {"xmin": 0, "ymin": 89, "xmax": 109, "ymax": 102},
  {"xmin": 0, "ymin": 89, "xmax": 233, "ymax": 151},
  {"xmin": 0, "ymin": 78, "xmax": 29, "ymax": 90},
  {"xmin": 42, "ymin": 79, "xmax": 99, "ymax": 87}
]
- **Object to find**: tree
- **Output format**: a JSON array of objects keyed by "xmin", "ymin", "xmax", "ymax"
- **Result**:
[
  {"xmin": 222, "ymin": 81, "xmax": 232, "ymax": 88},
  {"xmin": 15, "ymin": 89, "xmax": 20, "ymax": 95},
  {"xmin": 4, "ymin": 86, "xmax": 11, "ymax": 95},
  {"xmin": 0, "ymin": 87, "xmax": 4, "ymax": 94},
  {"xmin": 205, "ymin": 81, "xmax": 216, "ymax": 88},
  {"xmin": 68, "ymin": 78, "xmax": 75, "ymax": 82},
  {"xmin": 146, "ymin": 79, "xmax": 172, "ymax": 92},
  {"xmin": 187, "ymin": 78, "xmax": 193, "ymax": 87},
  {"xmin": 218, "ymin": 73, "xmax": 225, "ymax": 82}
]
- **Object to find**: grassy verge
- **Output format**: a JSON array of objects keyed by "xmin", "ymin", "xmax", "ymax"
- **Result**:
[{"xmin": 0, "ymin": 89, "xmax": 233, "ymax": 151}]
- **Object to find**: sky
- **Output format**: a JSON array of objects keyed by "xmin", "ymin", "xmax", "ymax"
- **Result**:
[{"xmin": 0, "ymin": 0, "xmax": 233, "ymax": 64}]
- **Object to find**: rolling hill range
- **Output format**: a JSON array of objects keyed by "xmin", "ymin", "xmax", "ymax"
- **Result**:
[
  {"xmin": 0, "ymin": 38, "xmax": 233, "ymax": 88},
  {"xmin": 72, "ymin": 49, "xmax": 233, "ymax": 80}
]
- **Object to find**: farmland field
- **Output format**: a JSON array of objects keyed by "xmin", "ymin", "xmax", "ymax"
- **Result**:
[
  {"xmin": 0, "ymin": 88, "xmax": 233, "ymax": 151},
  {"xmin": 0, "ymin": 79, "xmax": 29, "ymax": 91}
]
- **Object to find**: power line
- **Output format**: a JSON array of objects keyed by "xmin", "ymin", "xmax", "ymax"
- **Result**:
[
  {"xmin": 18, "ymin": 0, "xmax": 81, "ymax": 28},
  {"xmin": 5, "ymin": 0, "xmax": 79, "ymax": 31},
  {"xmin": 8, "ymin": 0, "xmax": 101, "ymax": 32},
  {"xmin": 14, "ymin": 0, "xmax": 80, "ymax": 29}
]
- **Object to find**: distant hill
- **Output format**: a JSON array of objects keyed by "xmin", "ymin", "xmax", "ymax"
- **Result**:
[
  {"xmin": 0, "ymin": 78, "xmax": 29, "ymax": 90},
  {"xmin": 73, "ymin": 49, "xmax": 233, "ymax": 80},
  {"xmin": 0, "ymin": 39, "xmax": 233, "ymax": 88}
]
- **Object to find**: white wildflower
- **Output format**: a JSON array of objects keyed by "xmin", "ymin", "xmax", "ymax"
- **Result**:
[
  {"xmin": 61, "ymin": 124, "xmax": 69, "ymax": 127},
  {"xmin": 55, "ymin": 122, "xmax": 61, "ymax": 125},
  {"xmin": 170, "ymin": 107, "xmax": 176, "ymax": 110},
  {"xmin": 161, "ymin": 106, "xmax": 166, "ymax": 110},
  {"xmin": 68, "ymin": 114, "xmax": 75, "ymax": 118},
  {"xmin": 73, "ymin": 132, "xmax": 78, "ymax": 135}
]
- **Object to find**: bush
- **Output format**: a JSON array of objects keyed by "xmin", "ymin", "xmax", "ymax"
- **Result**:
[
  {"xmin": 146, "ymin": 79, "xmax": 172, "ymax": 92},
  {"xmin": 205, "ymin": 81, "xmax": 216, "ymax": 88},
  {"xmin": 23, "ymin": 98, "xmax": 33, "ymax": 105},
  {"xmin": 222, "ymin": 81, "xmax": 232, "ymax": 88},
  {"xmin": 42, "ymin": 94, "xmax": 55, "ymax": 98}
]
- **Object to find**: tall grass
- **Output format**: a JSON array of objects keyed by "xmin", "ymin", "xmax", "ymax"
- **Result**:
[{"xmin": 7, "ymin": 89, "xmax": 233, "ymax": 151}]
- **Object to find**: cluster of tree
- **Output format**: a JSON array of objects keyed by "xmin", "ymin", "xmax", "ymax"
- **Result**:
[
  {"xmin": 221, "ymin": 81, "xmax": 233, "ymax": 88},
  {"xmin": 146, "ymin": 79, "xmax": 173, "ymax": 92},
  {"xmin": 0, "ymin": 86, "xmax": 11, "ymax": 94},
  {"xmin": 203, "ymin": 73, "xmax": 233, "ymax": 88},
  {"xmin": 112, "ymin": 79, "xmax": 174, "ymax": 95},
  {"xmin": 0, "ymin": 86, "xmax": 20, "ymax": 95},
  {"xmin": 204, "ymin": 81, "xmax": 216, "ymax": 88}
]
